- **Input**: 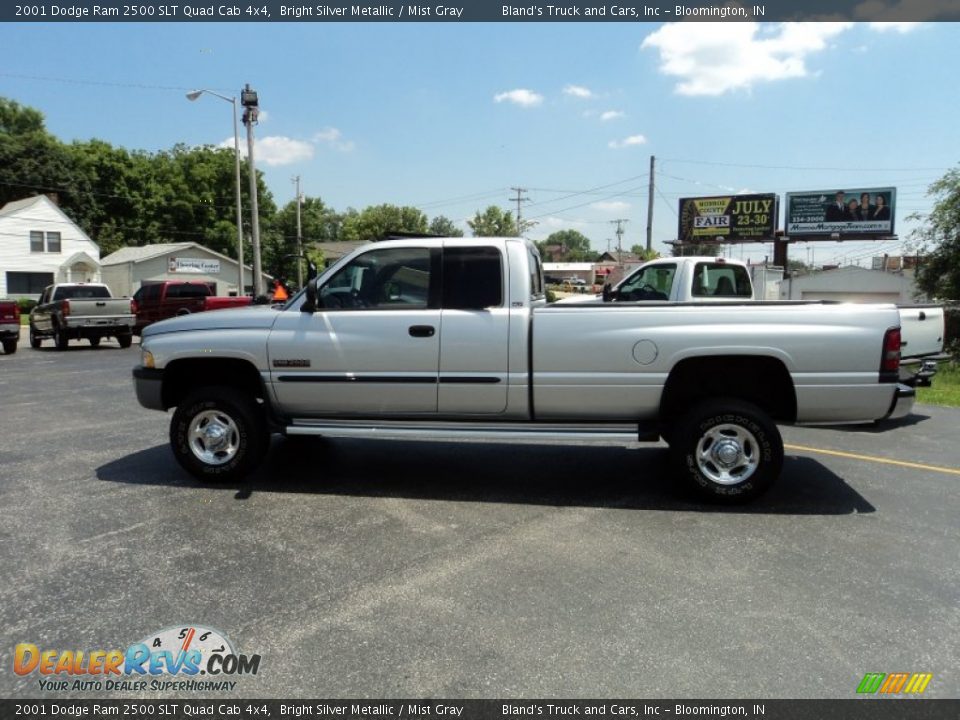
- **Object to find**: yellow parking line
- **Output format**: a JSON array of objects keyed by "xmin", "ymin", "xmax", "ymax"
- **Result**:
[{"xmin": 785, "ymin": 443, "xmax": 960, "ymax": 477}]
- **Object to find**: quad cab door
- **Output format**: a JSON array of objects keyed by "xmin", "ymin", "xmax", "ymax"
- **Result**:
[
  {"xmin": 438, "ymin": 242, "xmax": 510, "ymax": 414},
  {"xmin": 269, "ymin": 245, "xmax": 442, "ymax": 417}
]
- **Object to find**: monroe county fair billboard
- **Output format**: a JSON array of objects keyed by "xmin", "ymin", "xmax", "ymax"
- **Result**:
[
  {"xmin": 677, "ymin": 193, "xmax": 777, "ymax": 244},
  {"xmin": 786, "ymin": 187, "xmax": 896, "ymax": 238}
]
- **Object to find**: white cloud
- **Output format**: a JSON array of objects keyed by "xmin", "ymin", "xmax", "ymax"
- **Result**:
[
  {"xmin": 591, "ymin": 201, "xmax": 631, "ymax": 212},
  {"xmin": 494, "ymin": 89, "xmax": 544, "ymax": 107},
  {"xmin": 608, "ymin": 134, "xmax": 648, "ymax": 149},
  {"xmin": 220, "ymin": 135, "xmax": 314, "ymax": 166},
  {"xmin": 868, "ymin": 21, "xmax": 923, "ymax": 32},
  {"xmin": 600, "ymin": 110, "xmax": 625, "ymax": 121},
  {"xmin": 563, "ymin": 84, "xmax": 594, "ymax": 99},
  {"xmin": 313, "ymin": 127, "xmax": 355, "ymax": 152},
  {"xmin": 641, "ymin": 22, "xmax": 853, "ymax": 96}
]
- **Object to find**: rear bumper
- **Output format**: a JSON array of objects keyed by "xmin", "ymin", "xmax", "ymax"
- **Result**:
[
  {"xmin": 0, "ymin": 323, "xmax": 19, "ymax": 339},
  {"xmin": 133, "ymin": 366, "xmax": 165, "ymax": 411},
  {"xmin": 883, "ymin": 383, "xmax": 916, "ymax": 421}
]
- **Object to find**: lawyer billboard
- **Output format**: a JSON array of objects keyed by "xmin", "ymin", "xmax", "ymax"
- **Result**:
[
  {"xmin": 786, "ymin": 187, "xmax": 895, "ymax": 237},
  {"xmin": 678, "ymin": 193, "xmax": 777, "ymax": 244}
]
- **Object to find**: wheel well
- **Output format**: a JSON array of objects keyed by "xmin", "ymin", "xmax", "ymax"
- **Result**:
[
  {"xmin": 161, "ymin": 358, "xmax": 265, "ymax": 410},
  {"xmin": 660, "ymin": 355, "xmax": 797, "ymax": 428}
]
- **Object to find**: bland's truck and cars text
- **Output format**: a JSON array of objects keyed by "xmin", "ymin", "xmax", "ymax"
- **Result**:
[{"xmin": 132, "ymin": 238, "xmax": 924, "ymax": 503}]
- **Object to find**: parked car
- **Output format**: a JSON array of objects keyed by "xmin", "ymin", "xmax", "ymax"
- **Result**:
[
  {"xmin": 134, "ymin": 238, "xmax": 914, "ymax": 503},
  {"xmin": 0, "ymin": 301, "xmax": 20, "ymax": 354},
  {"xmin": 131, "ymin": 281, "xmax": 252, "ymax": 334},
  {"xmin": 30, "ymin": 283, "xmax": 134, "ymax": 350}
]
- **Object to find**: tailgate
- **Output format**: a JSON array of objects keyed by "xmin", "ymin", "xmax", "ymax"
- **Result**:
[
  {"xmin": 68, "ymin": 299, "xmax": 133, "ymax": 317},
  {"xmin": 899, "ymin": 305, "xmax": 945, "ymax": 360}
]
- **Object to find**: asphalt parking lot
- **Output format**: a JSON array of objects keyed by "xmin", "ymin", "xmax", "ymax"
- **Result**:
[{"xmin": 1, "ymin": 333, "xmax": 957, "ymax": 699}]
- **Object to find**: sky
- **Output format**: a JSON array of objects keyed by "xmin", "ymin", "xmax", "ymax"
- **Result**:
[{"xmin": 2, "ymin": 19, "xmax": 959, "ymax": 266}]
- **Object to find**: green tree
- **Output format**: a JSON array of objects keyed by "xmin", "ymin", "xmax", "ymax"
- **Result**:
[
  {"xmin": 428, "ymin": 214, "xmax": 464, "ymax": 237},
  {"xmin": 544, "ymin": 229, "xmax": 598, "ymax": 261},
  {"xmin": 0, "ymin": 98, "xmax": 74, "ymax": 210},
  {"xmin": 340, "ymin": 204, "xmax": 428, "ymax": 242},
  {"xmin": 468, "ymin": 205, "xmax": 516, "ymax": 237},
  {"xmin": 629, "ymin": 245, "xmax": 660, "ymax": 261},
  {"xmin": 911, "ymin": 166, "xmax": 960, "ymax": 300}
]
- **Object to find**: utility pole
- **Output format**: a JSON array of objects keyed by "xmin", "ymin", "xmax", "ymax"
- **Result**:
[
  {"xmin": 241, "ymin": 84, "xmax": 264, "ymax": 297},
  {"xmin": 510, "ymin": 187, "xmax": 530, "ymax": 237},
  {"xmin": 646, "ymin": 155, "xmax": 655, "ymax": 253},
  {"xmin": 611, "ymin": 219, "xmax": 628, "ymax": 266},
  {"xmin": 293, "ymin": 175, "xmax": 303, "ymax": 288}
]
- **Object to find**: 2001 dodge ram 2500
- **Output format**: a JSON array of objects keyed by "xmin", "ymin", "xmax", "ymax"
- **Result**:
[{"xmin": 133, "ymin": 237, "xmax": 914, "ymax": 503}]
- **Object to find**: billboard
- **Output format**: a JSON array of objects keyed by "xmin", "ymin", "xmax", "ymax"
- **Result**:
[
  {"xmin": 678, "ymin": 194, "xmax": 777, "ymax": 244},
  {"xmin": 786, "ymin": 187, "xmax": 895, "ymax": 237}
]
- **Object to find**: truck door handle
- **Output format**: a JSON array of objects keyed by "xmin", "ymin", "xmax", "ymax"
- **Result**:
[{"xmin": 409, "ymin": 325, "xmax": 435, "ymax": 338}]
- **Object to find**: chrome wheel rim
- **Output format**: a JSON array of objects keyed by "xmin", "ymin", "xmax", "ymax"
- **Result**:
[
  {"xmin": 188, "ymin": 409, "xmax": 240, "ymax": 466},
  {"xmin": 695, "ymin": 423, "xmax": 760, "ymax": 485}
]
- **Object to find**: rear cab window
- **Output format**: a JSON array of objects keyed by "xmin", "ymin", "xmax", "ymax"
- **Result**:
[{"xmin": 691, "ymin": 263, "xmax": 752, "ymax": 298}]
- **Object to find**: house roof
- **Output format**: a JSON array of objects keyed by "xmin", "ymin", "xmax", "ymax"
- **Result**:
[
  {"xmin": 0, "ymin": 196, "xmax": 45, "ymax": 217},
  {"xmin": 100, "ymin": 242, "xmax": 197, "ymax": 265}
]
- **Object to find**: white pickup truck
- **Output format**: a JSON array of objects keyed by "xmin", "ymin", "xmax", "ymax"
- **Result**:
[
  {"xmin": 562, "ymin": 256, "xmax": 945, "ymax": 385},
  {"xmin": 30, "ymin": 283, "xmax": 135, "ymax": 350},
  {"xmin": 133, "ymin": 238, "xmax": 914, "ymax": 503}
]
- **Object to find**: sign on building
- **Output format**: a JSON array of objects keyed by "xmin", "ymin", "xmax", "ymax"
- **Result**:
[
  {"xmin": 168, "ymin": 257, "xmax": 221, "ymax": 274},
  {"xmin": 678, "ymin": 194, "xmax": 777, "ymax": 244},
  {"xmin": 786, "ymin": 187, "xmax": 895, "ymax": 237}
]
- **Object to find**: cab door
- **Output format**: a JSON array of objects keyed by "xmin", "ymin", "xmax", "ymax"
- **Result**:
[
  {"xmin": 437, "ymin": 243, "xmax": 510, "ymax": 414},
  {"xmin": 269, "ymin": 245, "xmax": 441, "ymax": 417}
]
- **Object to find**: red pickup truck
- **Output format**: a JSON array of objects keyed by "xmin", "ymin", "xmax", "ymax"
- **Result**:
[
  {"xmin": 0, "ymin": 301, "xmax": 20, "ymax": 354},
  {"xmin": 132, "ymin": 281, "xmax": 252, "ymax": 334}
]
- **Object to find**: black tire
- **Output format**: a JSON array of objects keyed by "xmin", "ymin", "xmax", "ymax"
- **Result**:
[
  {"xmin": 117, "ymin": 332, "xmax": 133, "ymax": 349},
  {"xmin": 54, "ymin": 326, "xmax": 69, "ymax": 350},
  {"xmin": 669, "ymin": 398, "xmax": 783, "ymax": 504},
  {"xmin": 89, "ymin": 336, "xmax": 101, "ymax": 348},
  {"xmin": 170, "ymin": 386, "xmax": 268, "ymax": 482},
  {"xmin": 29, "ymin": 326, "xmax": 41, "ymax": 349},
  {"xmin": 2, "ymin": 339, "xmax": 16, "ymax": 355}
]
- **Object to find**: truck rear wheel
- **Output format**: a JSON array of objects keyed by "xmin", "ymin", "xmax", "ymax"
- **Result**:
[
  {"xmin": 117, "ymin": 332, "xmax": 132, "ymax": 349},
  {"xmin": 29, "ymin": 326, "xmax": 41, "ymax": 349},
  {"xmin": 55, "ymin": 326, "xmax": 69, "ymax": 350},
  {"xmin": 170, "ymin": 386, "xmax": 268, "ymax": 482},
  {"xmin": 89, "ymin": 336, "xmax": 101, "ymax": 348},
  {"xmin": 2, "ymin": 339, "xmax": 16, "ymax": 355},
  {"xmin": 670, "ymin": 398, "xmax": 782, "ymax": 503}
]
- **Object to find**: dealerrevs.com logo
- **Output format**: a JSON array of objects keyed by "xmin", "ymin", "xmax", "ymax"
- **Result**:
[
  {"xmin": 14, "ymin": 625, "xmax": 261, "ymax": 693},
  {"xmin": 857, "ymin": 672, "xmax": 933, "ymax": 695}
]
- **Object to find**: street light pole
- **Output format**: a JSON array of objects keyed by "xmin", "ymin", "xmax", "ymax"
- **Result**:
[
  {"xmin": 241, "ymin": 84, "xmax": 264, "ymax": 298},
  {"xmin": 185, "ymin": 89, "xmax": 246, "ymax": 295}
]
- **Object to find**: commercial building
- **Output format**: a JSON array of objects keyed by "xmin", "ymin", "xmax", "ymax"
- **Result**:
[{"xmin": 100, "ymin": 242, "xmax": 269, "ymax": 298}]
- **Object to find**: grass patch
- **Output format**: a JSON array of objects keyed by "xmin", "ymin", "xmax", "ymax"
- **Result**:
[{"xmin": 917, "ymin": 361, "xmax": 960, "ymax": 407}]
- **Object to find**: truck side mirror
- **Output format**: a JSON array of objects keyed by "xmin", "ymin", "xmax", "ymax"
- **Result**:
[
  {"xmin": 302, "ymin": 277, "xmax": 319, "ymax": 313},
  {"xmin": 602, "ymin": 283, "xmax": 613, "ymax": 302}
]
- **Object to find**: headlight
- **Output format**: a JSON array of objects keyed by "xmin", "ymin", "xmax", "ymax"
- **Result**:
[{"xmin": 142, "ymin": 349, "xmax": 155, "ymax": 369}]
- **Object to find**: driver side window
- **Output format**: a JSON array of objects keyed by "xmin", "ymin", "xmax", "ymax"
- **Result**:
[
  {"xmin": 619, "ymin": 264, "xmax": 676, "ymax": 300},
  {"xmin": 320, "ymin": 247, "xmax": 432, "ymax": 310}
]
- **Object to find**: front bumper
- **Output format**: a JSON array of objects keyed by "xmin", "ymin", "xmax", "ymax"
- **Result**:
[
  {"xmin": 132, "ymin": 366, "xmax": 165, "ymax": 411},
  {"xmin": 883, "ymin": 383, "xmax": 916, "ymax": 421}
]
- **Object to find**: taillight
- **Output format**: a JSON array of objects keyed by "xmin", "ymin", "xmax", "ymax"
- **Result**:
[
  {"xmin": 131, "ymin": 299, "xmax": 137, "ymax": 314},
  {"xmin": 12, "ymin": 305, "xmax": 19, "ymax": 322},
  {"xmin": 60, "ymin": 300, "xmax": 70, "ymax": 317},
  {"xmin": 881, "ymin": 327, "xmax": 901, "ymax": 375}
]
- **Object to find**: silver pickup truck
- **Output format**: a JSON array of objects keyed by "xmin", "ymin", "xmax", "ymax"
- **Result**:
[
  {"xmin": 30, "ymin": 283, "xmax": 135, "ymax": 350},
  {"xmin": 133, "ymin": 237, "xmax": 913, "ymax": 503}
]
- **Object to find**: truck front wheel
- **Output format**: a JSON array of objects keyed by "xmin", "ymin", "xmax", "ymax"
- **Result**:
[
  {"xmin": 170, "ymin": 386, "xmax": 268, "ymax": 482},
  {"xmin": 670, "ymin": 398, "xmax": 783, "ymax": 503}
]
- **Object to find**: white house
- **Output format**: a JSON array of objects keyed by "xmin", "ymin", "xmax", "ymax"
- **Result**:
[
  {"xmin": 0, "ymin": 195, "xmax": 101, "ymax": 298},
  {"xmin": 100, "ymin": 242, "xmax": 270, "ymax": 298}
]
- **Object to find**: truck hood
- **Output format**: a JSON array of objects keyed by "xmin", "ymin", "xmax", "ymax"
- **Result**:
[{"xmin": 142, "ymin": 304, "xmax": 282, "ymax": 338}]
